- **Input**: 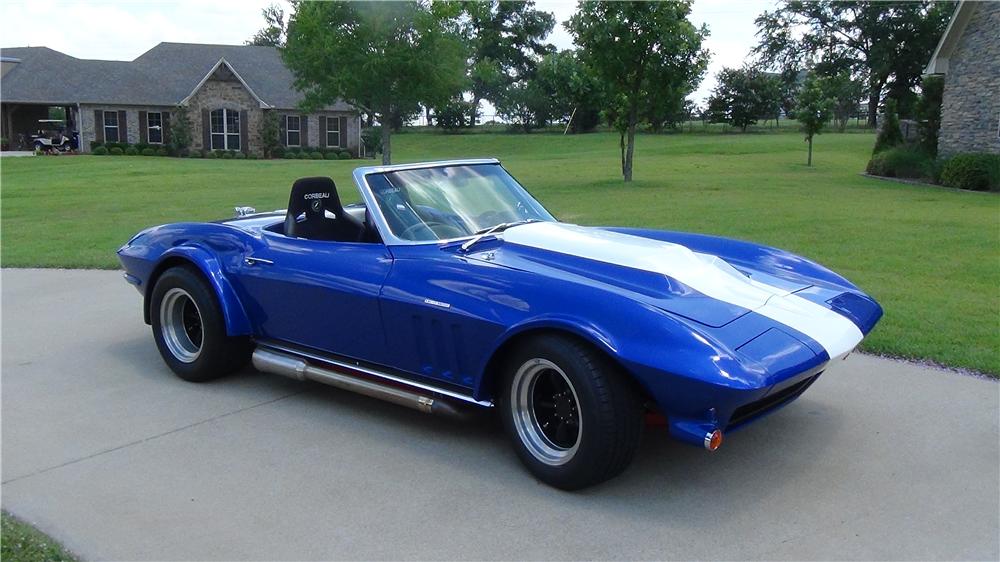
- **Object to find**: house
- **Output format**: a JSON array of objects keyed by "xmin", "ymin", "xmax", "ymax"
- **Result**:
[
  {"xmin": 924, "ymin": 1, "xmax": 1000, "ymax": 157},
  {"xmin": 0, "ymin": 42, "xmax": 361, "ymax": 156}
]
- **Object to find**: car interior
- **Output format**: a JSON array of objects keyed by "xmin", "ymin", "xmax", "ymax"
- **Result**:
[{"xmin": 273, "ymin": 177, "xmax": 380, "ymax": 243}]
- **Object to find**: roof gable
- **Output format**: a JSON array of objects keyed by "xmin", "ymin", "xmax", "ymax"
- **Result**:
[
  {"xmin": 0, "ymin": 43, "xmax": 352, "ymax": 111},
  {"xmin": 925, "ymin": 1, "xmax": 976, "ymax": 74}
]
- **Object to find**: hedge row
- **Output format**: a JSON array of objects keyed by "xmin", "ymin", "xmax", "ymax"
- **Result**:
[{"xmin": 867, "ymin": 147, "xmax": 999, "ymax": 192}]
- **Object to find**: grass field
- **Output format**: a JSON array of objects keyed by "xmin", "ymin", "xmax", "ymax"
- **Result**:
[
  {"xmin": 1, "ymin": 512, "xmax": 76, "ymax": 562},
  {"xmin": 2, "ymin": 131, "xmax": 997, "ymax": 375}
]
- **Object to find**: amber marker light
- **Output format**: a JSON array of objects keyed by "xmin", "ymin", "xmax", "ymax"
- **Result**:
[{"xmin": 704, "ymin": 429, "xmax": 723, "ymax": 451}]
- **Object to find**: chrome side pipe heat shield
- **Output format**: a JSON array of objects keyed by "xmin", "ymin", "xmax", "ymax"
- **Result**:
[{"xmin": 251, "ymin": 348, "xmax": 476, "ymax": 419}]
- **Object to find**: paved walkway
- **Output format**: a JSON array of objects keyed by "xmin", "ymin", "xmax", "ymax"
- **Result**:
[{"xmin": 2, "ymin": 268, "xmax": 997, "ymax": 560}]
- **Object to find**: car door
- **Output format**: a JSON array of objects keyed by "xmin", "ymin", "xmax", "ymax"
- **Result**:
[{"xmin": 232, "ymin": 229, "xmax": 393, "ymax": 364}]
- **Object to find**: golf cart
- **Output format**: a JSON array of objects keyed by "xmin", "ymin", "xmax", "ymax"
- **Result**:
[{"xmin": 31, "ymin": 120, "xmax": 76, "ymax": 153}]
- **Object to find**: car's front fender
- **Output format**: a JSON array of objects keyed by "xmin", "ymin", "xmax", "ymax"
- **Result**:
[{"xmin": 147, "ymin": 245, "xmax": 253, "ymax": 336}]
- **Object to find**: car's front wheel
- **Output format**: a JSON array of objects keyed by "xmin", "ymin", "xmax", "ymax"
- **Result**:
[
  {"xmin": 499, "ymin": 335, "xmax": 643, "ymax": 490},
  {"xmin": 150, "ymin": 266, "xmax": 251, "ymax": 382}
]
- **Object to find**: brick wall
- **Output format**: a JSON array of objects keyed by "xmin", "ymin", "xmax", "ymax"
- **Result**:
[
  {"xmin": 79, "ymin": 104, "xmax": 174, "ymax": 152},
  {"xmin": 939, "ymin": 2, "xmax": 1000, "ymax": 157},
  {"xmin": 185, "ymin": 72, "xmax": 264, "ymax": 154}
]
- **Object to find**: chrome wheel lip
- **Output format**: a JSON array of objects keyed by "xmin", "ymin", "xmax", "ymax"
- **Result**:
[
  {"xmin": 159, "ymin": 287, "xmax": 203, "ymax": 363},
  {"xmin": 511, "ymin": 358, "xmax": 582, "ymax": 466}
]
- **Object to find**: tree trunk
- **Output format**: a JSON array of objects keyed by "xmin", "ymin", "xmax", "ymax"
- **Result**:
[
  {"xmin": 471, "ymin": 95, "xmax": 480, "ymax": 127},
  {"xmin": 624, "ymin": 121, "xmax": 636, "ymax": 182},
  {"xmin": 619, "ymin": 130, "xmax": 625, "ymax": 177},
  {"xmin": 380, "ymin": 111, "xmax": 392, "ymax": 165},
  {"xmin": 807, "ymin": 135, "xmax": 813, "ymax": 166},
  {"xmin": 866, "ymin": 76, "xmax": 884, "ymax": 128}
]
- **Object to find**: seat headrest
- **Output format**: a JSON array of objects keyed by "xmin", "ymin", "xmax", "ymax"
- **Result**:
[{"xmin": 287, "ymin": 177, "xmax": 345, "ymax": 219}]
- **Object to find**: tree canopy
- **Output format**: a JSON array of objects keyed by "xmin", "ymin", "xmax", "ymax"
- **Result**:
[
  {"xmin": 568, "ymin": 0, "xmax": 708, "ymax": 182},
  {"xmin": 706, "ymin": 67, "xmax": 781, "ymax": 132},
  {"xmin": 753, "ymin": 1, "xmax": 954, "ymax": 125},
  {"xmin": 444, "ymin": 1, "xmax": 555, "ymax": 125},
  {"xmin": 246, "ymin": 3, "xmax": 288, "ymax": 47},
  {"xmin": 283, "ymin": 1, "xmax": 467, "ymax": 164}
]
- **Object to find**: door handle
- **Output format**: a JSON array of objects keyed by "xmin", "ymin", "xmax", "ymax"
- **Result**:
[{"xmin": 244, "ymin": 256, "xmax": 274, "ymax": 266}]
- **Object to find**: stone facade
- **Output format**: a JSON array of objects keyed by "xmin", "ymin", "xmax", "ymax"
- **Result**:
[
  {"xmin": 938, "ymin": 2, "xmax": 1000, "ymax": 157},
  {"xmin": 185, "ymin": 67, "xmax": 264, "ymax": 154},
  {"xmin": 80, "ymin": 104, "xmax": 175, "ymax": 151},
  {"xmin": 78, "ymin": 66, "xmax": 362, "ymax": 157}
]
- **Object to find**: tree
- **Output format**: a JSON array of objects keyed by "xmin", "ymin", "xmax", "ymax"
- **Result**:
[
  {"xmin": 169, "ymin": 104, "xmax": 193, "ymax": 155},
  {"xmin": 247, "ymin": 4, "xmax": 288, "ymax": 47},
  {"xmin": 495, "ymin": 80, "xmax": 552, "ymax": 132},
  {"xmin": 283, "ymin": 1, "xmax": 467, "ymax": 164},
  {"xmin": 260, "ymin": 111, "xmax": 280, "ymax": 158},
  {"xmin": 754, "ymin": 1, "xmax": 954, "ymax": 127},
  {"xmin": 532, "ymin": 50, "xmax": 604, "ymax": 133},
  {"xmin": 916, "ymin": 74, "xmax": 944, "ymax": 156},
  {"xmin": 820, "ymin": 71, "xmax": 864, "ymax": 132},
  {"xmin": 445, "ymin": 1, "xmax": 555, "ymax": 125},
  {"xmin": 705, "ymin": 67, "xmax": 778, "ymax": 132},
  {"xmin": 796, "ymin": 73, "xmax": 834, "ymax": 166},
  {"xmin": 873, "ymin": 98, "xmax": 903, "ymax": 154},
  {"xmin": 568, "ymin": 1, "xmax": 708, "ymax": 182}
]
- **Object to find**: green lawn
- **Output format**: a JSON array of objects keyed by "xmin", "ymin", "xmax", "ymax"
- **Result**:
[
  {"xmin": 1, "ymin": 512, "xmax": 76, "ymax": 562},
  {"xmin": 2, "ymin": 131, "xmax": 997, "ymax": 375}
]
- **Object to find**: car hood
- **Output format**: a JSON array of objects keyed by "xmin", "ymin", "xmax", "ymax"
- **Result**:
[{"xmin": 480, "ymin": 222, "xmax": 863, "ymax": 359}]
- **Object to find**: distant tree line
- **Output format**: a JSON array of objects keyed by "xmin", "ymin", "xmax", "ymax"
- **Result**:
[{"xmin": 247, "ymin": 0, "xmax": 953, "ymax": 180}]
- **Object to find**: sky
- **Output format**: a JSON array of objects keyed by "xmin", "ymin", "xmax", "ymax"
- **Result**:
[{"xmin": 0, "ymin": 0, "xmax": 776, "ymax": 106}]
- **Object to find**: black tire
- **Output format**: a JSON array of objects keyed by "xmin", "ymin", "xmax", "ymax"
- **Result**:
[
  {"xmin": 498, "ymin": 334, "xmax": 643, "ymax": 490},
  {"xmin": 150, "ymin": 266, "xmax": 251, "ymax": 382}
]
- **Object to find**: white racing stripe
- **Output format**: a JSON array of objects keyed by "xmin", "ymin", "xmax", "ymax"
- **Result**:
[{"xmin": 503, "ymin": 222, "xmax": 863, "ymax": 360}]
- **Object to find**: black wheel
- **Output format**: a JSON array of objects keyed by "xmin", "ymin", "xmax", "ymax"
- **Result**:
[
  {"xmin": 150, "ymin": 266, "xmax": 251, "ymax": 382},
  {"xmin": 498, "ymin": 334, "xmax": 643, "ymax": 490}
]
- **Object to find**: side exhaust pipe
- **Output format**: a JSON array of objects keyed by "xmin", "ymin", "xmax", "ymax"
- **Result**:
[{"xmin": 252, "ymin": 348, "xmax": 474, "ymax": 419}]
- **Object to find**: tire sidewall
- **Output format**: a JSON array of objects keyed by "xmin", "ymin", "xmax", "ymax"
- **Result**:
[
  {"xmin": 499, "ymin": 336, "xmax": 637, "ymax": 489},
  {"xmin": 150, "ymin": 266, "xmax": 230, "ymax": 381}
]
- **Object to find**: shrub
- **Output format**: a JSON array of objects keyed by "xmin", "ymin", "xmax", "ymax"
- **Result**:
[
  {"xmin": 188, "ymin": 151, "xmax": 203, "ymax": 158},
  {"xmin": 866, "ymin": 145, "xmax": 933, "ymax": 179},
  {"xmin": 940, "ymin": 154, "xmax": 1000, "ymax": 191},
  {"xmin": 109, "ymin": 147, "xmax": 124, "ymax": 156},
  {"xmin": 338, "ymin": 151, "xmax": 352, "ymax": 160},
  {"xmin": 873, "ymin": 98, "xmax": 904, "ymax": 154},
  {"xmin": 247, "ymin": 153, "xmax": 258, "ymax": 160},
  {"xmin": 271, "ymin": 146, "xmax": 285, "ymax": 159},
  {"xmin": 917, "ymin": 75, "xmax": 944, "ymax": 157},
  {"xmin": 283, "ymin": 151, "xmax": 297, "ymax": 159},
  {"xmin": 324, "ymin": 151, "xmax": 339, "ymax": 160},
  {"xmin": 90, "ymin": 141, "xmax": 105, "ymax": 151},
  {"xmin": 141, "ymin": 147, "xmax": 156, "ymax": 156},
  {"xmin": 221, "ymin": 151, "xmax": 234, "ymax": 159},
  {"xmin": 134, "ymin": 142, "xmax": 151, "ymax": 152},
  {"xmin": 155, "ymin": 147, "xmax": 168, "ymax": 157},
  {"xmin": 309, "ymin": 151, "xmax": 324, "ymax": 160},
  {"xmin": 205, "ymin": 150, "xmax": 217, "ymax": 159},
  {"xmin": 92, "ymin": 146, "xmax": 108, "ymax": 155},
  {"xmin": 234, "ymin": 152, "xmax": 246, "ymax": 159},
  {"xmin": 124, "ymin": 146, "xmax": 139, "ymax": 156},
  {"xmin": 104, "ymin": 142, "xmax": 128, "ymax": 152}
]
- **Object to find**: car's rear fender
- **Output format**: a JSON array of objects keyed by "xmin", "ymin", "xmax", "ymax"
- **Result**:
[{"xmin": 145, "ymin": 246, "xmax": 253, "ymax": 336}]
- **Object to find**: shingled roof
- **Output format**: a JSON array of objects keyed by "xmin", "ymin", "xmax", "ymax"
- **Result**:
[{"xmin": 0, "ymin": 42, "xmax": 351, "ymax": 111}]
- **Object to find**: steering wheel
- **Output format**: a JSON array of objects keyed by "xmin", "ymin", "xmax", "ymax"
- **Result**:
[{"xmin": 399, "ymin": 221, "xmax": 466, "ymax": 241}]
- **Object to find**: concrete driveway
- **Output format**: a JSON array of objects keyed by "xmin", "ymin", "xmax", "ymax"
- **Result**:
[{"xmin": 2, "ymin": 268, "xmax": 997, "ymax": 561}]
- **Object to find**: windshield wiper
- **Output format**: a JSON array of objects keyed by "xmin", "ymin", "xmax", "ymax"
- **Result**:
[{"xmin": 460, "ymin": 219, "xmax": 539, "ymax": 253}]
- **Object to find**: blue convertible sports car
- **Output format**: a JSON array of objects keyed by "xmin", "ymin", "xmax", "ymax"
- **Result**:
[{"xmin": 119, "ymin": 158, "xmax": 882, "ymax": 489}]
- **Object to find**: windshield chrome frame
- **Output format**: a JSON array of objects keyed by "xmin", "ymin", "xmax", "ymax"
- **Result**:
[{"xmin": 351, "ymin": 158, "xmax": 544, "ymax": 247}]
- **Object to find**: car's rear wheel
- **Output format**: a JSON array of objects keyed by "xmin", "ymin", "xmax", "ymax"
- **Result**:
[
  {"xmin": 499, "ymin": 334, "xmax": 643, "ymax": 490},
  {"xmin": 150, "ymin": 266, "xmax": 250, "ymax": 382}
]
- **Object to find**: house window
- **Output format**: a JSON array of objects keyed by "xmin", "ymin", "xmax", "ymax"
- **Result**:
[
  {"xmin": 286, "ymin": 115, "xmax": 301, "ymax": 147},
  {"xmin": 147, "ymin": 112, "xmax": 163, "ymax": 144},
  {"xmin": 103, "ymin": 111, "xmax": 119, "ymax": 143},
  {"xmin": 210, "ymin": 109, "xmax": 240, "ymax": 151},
  {"xmin": 326, "ymin": 117, "xmax": 340, "ymax": 147}
]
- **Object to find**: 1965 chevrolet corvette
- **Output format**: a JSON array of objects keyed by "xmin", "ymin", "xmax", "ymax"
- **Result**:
[{"xmin": 119, "ymin": 158, "xmax": 882, "ymax": 489}]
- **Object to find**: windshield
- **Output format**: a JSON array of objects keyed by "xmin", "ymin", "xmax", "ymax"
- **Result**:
[{"xmin": 367, "ymin": 164, "xmax": 554, "ymax": 242}]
